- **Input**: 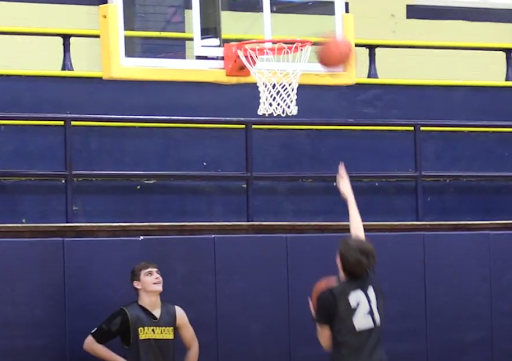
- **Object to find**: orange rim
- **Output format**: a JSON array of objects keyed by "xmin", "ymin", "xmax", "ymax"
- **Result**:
[{"xmin": 236, "ymin": 39, "xmax": 313, "ymax": 57}]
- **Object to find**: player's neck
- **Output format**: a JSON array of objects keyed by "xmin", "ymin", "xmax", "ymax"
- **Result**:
[{"xmin": 138, "ymin": 293, "xmax": 162, "ymax": 311}]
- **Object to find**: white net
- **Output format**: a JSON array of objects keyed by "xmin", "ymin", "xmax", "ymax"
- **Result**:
[{"xmin": 237, "ymin": 41, "xmax": 312, "ymax": 117}]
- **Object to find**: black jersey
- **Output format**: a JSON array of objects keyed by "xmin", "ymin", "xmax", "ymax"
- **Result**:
[
  {"xmin": 330, "ymin": 276, "xmax": 386, "ymax": 361},
  {"xmin": 123, "ymin": 302, "xmax": 177, "ymax": 361}
]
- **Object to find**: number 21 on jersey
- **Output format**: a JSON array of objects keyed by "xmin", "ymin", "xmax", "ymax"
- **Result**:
[{"xmin": 348, "ymin": 286, "xmax": 381, "ymax": 331}]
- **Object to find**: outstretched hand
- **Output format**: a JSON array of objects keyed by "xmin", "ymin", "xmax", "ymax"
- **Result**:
[{"xmin": 336, "ymin": 162, "xmax": 353, "ymax": 201}]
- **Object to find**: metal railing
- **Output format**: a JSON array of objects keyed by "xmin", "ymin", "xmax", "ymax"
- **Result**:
[
  {"xmin": 2, "ymin": 27, "xmax": 512, "ymax": 81},
  {"xmin": 1, "ymin": 113, "xmax": 512, "ymax": 223}
]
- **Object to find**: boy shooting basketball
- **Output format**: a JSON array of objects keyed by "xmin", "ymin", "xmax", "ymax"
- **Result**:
[
  {"xmin": 309, "ymin": 163, "xmax": 386, "ymax": 361},
  {"xmin": 83, "ymin": 262, "xmax": 199, "ymax": 361}
]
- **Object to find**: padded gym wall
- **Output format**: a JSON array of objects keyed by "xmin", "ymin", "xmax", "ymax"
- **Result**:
[{"xmin": 1, "ymin": 232, "xmax": 511, "ymax": 361}]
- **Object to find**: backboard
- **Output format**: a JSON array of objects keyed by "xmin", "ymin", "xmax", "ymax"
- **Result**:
[{"xmin": 99, "ymin": 0, "xmax": 356, "ymax": 86}]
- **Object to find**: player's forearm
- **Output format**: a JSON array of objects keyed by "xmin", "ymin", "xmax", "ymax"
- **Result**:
[
  {"xmin": 83, "ymin": 337, "xmax": 126, "ymax": 361},
  {"xmin": 346, "ymin": 194, "xmax": 365, "ymax": 240},
  {"xmin": 315, "ymin": 324, "xmax": 333, "ymax": 351},
  {"xmin": 184, "ymin": 341, "xmax": 199, "ymax": 361},
  {"xmin": 86, "ymin": 346, "xmax": 126, "ymax": 361}
]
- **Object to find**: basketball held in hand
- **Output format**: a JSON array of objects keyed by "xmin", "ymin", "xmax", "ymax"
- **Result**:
[
  {"xmin": 316, "ymin": 36, "xmax": 353, "ymax": 69},
  {"xmin": 311, "ymin": 275, "xmax": 339, "ymax": 310}
]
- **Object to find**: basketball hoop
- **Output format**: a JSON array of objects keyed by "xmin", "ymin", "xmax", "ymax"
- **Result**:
[{"xmin": 224, "ymin": 39, "xmax": 313, "ymax": 117}]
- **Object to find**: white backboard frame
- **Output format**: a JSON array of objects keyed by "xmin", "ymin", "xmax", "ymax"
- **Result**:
[{"xmin": 109, "ymin": 0, "xmax": 345, "ymax": 72}]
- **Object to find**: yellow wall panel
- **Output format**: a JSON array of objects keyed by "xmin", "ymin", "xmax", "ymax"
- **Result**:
[
  {"xmin": 0, "ymin": 1, "xmax": 101, "ymax": 71},
  {"xmin": 2, "ymin": 0, "xmax": 512, "ymax": 80}
]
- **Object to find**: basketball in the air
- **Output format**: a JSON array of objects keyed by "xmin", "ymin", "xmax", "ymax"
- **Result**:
[
  {"xmin": 316, "ymin": 37, "xmax": 353, "ymax": 68},
  {"xmin": 311, "ymin": 275, "xmax": 339, "ymax": 310}
]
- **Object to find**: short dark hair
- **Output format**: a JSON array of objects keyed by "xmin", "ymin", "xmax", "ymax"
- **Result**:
[
  {"xmin": 338, "ymin": 237, "xmax": 376, "ymax": 280},
  {"xmin": 130, "ymin": 262, "xmax": 159, "ymax": 284}
]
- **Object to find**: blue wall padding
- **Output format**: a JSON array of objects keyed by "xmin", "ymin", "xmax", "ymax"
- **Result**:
[{"xmin": 424, "ymin": 233, "xmax": 493, "ymax": 361}]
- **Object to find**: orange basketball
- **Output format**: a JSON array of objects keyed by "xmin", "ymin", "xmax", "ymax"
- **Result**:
[
  {"xmin": 316, "ymin": 37, "xmax": 353, "ymax": 69},
  {"xmin": 311, "ymin": 275, "xmax": 339, "ymax": 310}
]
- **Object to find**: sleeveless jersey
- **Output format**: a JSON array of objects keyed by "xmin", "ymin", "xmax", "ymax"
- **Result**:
[
  {"xmin": 330, "ymin": 276, "xmax": 386, "ymax": 361},
  {"xmin": 123, "ymin": 302, "xmax": 176, "ymax": 361}
]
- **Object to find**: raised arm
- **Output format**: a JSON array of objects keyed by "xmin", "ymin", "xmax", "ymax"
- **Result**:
[{"xmin": 336, "ymin": 162, "xmax": 365, "ymax": 241}]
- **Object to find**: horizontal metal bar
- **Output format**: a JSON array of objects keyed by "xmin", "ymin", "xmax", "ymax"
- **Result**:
[
  {"xmin": 0, "ymin": 220, "xmax": 511, "ymax": 239},
  {"xmin": 2, "ymin": 26, "xmax": 512, "ymax": 51},
  {"xmin": 424, "ymin": 171, "xmax": 512, "ymax": 179},
  {"xmin": 0, "ymin": 171, "xmax": 415, "ymax": 181},
  {"xmin": 2, "ymin": 113, "xmax": 512, "ymax": 128},
  {"xmin": 252, "ymin": 172, "xmax": 418, "ymax": 180},
  {"xmin": 357, "ymin": 40, "xmax": 512, "ymax": 51},
  {"xmin": 0, "ymin": 27, "xmax": 99, "ymax": 38},
  {"xmin": 0, "ymin": 170, "xmax": 67, "ymax": 178},
  {"xmin": 71, "ymin": 171, "xmax": 248, "ymax": 180},
  {"xmin": 1, "ymin": 170, "xmax": 512, "ymax": 181}
]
